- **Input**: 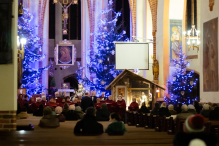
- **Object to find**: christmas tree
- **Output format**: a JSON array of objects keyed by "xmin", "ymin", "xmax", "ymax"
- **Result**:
[
  {"xmin": 77, "ymin": 0, "xmax": 128, "ymax": 96},
  {"xmin": 17, "ymin": 9, "xmax": 51, "ymax": 97},
  {"xmin": 166, "ymin": 52, "xmax": 198, "ymax": 105}
]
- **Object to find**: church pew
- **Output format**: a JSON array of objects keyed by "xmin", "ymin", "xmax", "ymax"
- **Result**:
[
  {"xmin": 174, "ymin": 119, "xmax": 185, "ymax": 134},
  {"xmin": 205, "ymin": 120, "xmax": 219, "ymax": 138},
  {"xmin": 167, "ymin": 117, "xmax": 174, "ymax": 135},
  {"xmin": 145, "ymin": 115, "xmax": 156, "ymax": 129},
  {"xmin": 154, "ymin": 116, "xmax": 162, "ymax": 132},
  {"xmin": 17, "ymin": 124, "xmax": 34, "ymax": 131},
  {"xmin": 142, "ymin": 113, "xmax": 148, "ymax": 128},
  {"xmin": 128, "ymin": 111, "xmax": 135, "ymax": 126},
  {"xmin": 136, "ymin": 113, "xmax": 143, "ymax": 127},
  {"xmin": 133, "ymin": 112, "xmax": 138, "ymax": 126},
  {"xmin": 159, "ymin": 116, "xmax": 167, "ymax": 132}
]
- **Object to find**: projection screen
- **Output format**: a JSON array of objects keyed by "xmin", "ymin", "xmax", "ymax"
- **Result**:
[{"xmin": 115, "ymin": 42, "xmax": 149, "ymax": 70}]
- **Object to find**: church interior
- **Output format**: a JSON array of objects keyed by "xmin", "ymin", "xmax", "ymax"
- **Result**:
[{"xmin": 1, "ymin": 0, "xmax": 219, "ymax": 145}]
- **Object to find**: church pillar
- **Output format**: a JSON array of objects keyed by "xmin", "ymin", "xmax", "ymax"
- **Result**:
[{"xmin": 0, "ymin": 0, "xmax": 18, "ymax": 131}]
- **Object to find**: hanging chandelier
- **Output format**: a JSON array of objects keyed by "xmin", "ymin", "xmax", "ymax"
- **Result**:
[{"xmin": 183, "ymin": 25, "xmax": 200, "ymax": 52}]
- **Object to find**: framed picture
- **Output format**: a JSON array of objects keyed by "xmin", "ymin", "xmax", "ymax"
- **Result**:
[
  {"xmin": 17, "ymin": 88, "xmax": 26, "ymax": 95},
  {"xmin": 57, "ymin": 43, "xmax": 74, "ymax": 65}
]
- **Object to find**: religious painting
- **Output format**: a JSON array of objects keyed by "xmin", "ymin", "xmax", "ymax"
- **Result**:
[
  {"xmin": 118, "ymin": 88, "xmax": 125, "ymax": 97},
  {"xmin": 203, "ymin": 17, "xmax": 218, "ymax": 91},
  {"xmin": 169, "ymin": 19, "xmax": 182, "ymax": 63},
  {"xmin": 57, "ymin": 44, "xmax": 74, "ymax": 65},
  {"xmin": 0, "ymin": 1, "xmax": 12, "ymax": 64}
]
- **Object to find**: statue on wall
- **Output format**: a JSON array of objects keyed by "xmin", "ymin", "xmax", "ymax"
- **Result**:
[
  {"xmin": 153, "ymin": 58, "xmax": 159, "ymax": 81},
  {"xmin": 209, "ymin": 0, "xmax": 215, "ymax": 11}
]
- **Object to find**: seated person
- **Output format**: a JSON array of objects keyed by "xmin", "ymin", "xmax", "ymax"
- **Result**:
[
  {"xmin": 47, "ymin": 98, "xmax": 57, "ymax": 107},
  {"xmin": 151, "ymin": 103, "xmax": 160, "ymax": 115},
  {"xmin": 159, "ymin": 102, "xmax": 171, "ymax": 117},
  {"xmin": 38, "ymin": 107, "xmax": 60, "ymax": 128},
  {"xmin": 200, "ymin": 104, "xmax": 210, "ymax": 118},
  {"xmin": 17, "ymin": 94, "xmax": 24, "ymax": 106},
  {"xmin": 66, "ymin": 96, "xmax": 72, "ymax": 105},
  {"xmin": 193, "ymin": 100, "xmax": 202, "ymax": 114},
  {"xmin": 75, "ymin": 106, "xmax": 84, "ymax": 119},
  {"xmin": 176, "ymin": 103, "xmax": 182, "ymax": 114},
  {"xmin": 175, "ymin": 104, "xmax": 194, "ymax": 121},
  {"xmin": 128, "ymin": 98, "xmax": 139, "ymax": 111},
  {"xmin": 17, "ymin": 107, "xmax": 29, "ymax": 119},
  {"xmin": 23, "ymin": 95, "xmax": 29, "ymax": 105},
  {"xmin": 168, "ymin": 104, "xmax": 177, "ymax": 115},
  {"xmin": 55, "ymin": 106, "xmax": 65, "ymax": 122},
  {"xmin": 94, "ymin": 98, "xmax": 102, "ymax": 110},
  {"xmin": 138, "ymin": 102, "xmax": 150, "ymax": 114},
  {"xmin": 188, "ymin": 104, "xmax": 197, "ymax": 114},
  {"xmin": 105, "ymin": 112, "xmax": 127, "ymax": 135},
  {"xmin": 105, "ymin": 95, "xmax": 117, "ymax": 113},
  {"xmin": 23, "ymin": 102, "xmax": 34, "ymax": 114},
  {"xmin": 74, "ymin": 107, "xmax": 104, "ymax": 135},
  {"xmin": 62, "ymin": 103, "xmax": 69, "ymax": 115},
  {"xmin": 33, "ymin": 104, "xmax": 44, "ymax": 116},
  {"xmin": 57, "ymin": 98, "xmax": 66, "ymax": 108},
  {"xmin": 65, "ymin": 105, "xmax": 80, "ymax": 121},
  {"xmin": 96, "ymin": 104, "xmax": 111, "ymax": 121},
  {"xmin": 173, "ymin": 114, "xmax": 217, "ymax": 146},
  {"xmin": 209, "ymin": 104, "xmax": 219, "ymax": 120},
  {"xmin": 73, "ymin": 98, "xmax": 79, "ymax": 106},
  {"xmin": 116, "ymin": 95, "xmax": 126, "ymax": 120},
  {"xmin": 41, "ymin": 96, "xmax": 47, "ymax": 107}
]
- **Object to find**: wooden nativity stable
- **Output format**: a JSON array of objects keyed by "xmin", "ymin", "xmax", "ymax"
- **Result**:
[{"xmin": 105, "ymin": 69, "xmax": 165, "ymax": 109}]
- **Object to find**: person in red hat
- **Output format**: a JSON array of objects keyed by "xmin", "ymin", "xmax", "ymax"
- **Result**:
[
  {"xmin": 128, "ymin": 98, "xmax": 139, "ymax": 111},
  {"xmin": 173, "ymin": 114, "xmax": 217, "ymax": 146}
]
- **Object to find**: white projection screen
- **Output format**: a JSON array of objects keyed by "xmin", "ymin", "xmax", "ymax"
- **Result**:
[{"xmin": 115, "ymin": 42, "xmax": 149, "ymax": 70}]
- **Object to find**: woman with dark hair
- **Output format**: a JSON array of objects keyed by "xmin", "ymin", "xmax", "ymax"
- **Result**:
[
  {"xmin": 23, "ymin": 102, "xmax": 34, "ymax": 114},
  {"xmin": 151, "ymin": 103, "xmax": 160, "ymax": 115},
  {"xmin": 176, "ymin": 103, "xmax": 182, "ymax": 114},
  {"xmin": 194, "ymin": 100, "xmax": 202, "ymax": 114},
  {"xmin": 105, "ymin": 113, "xmax": 127, "ymax": 134},
  {"xmin": 61, "ymin": 103, "xmax": 69, "ymax": 115}
]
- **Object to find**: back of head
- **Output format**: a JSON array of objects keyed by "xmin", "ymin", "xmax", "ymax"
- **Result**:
[
  {"xmin": 188, "ymin": 104, "xmax": 195, "ymax": 110},
  {"xmin": 181, "ymin": 104, "xmax": 188, "ymax": 112},
  {"xmin": 207, "ymin": 102, "xmax": 212, "ymax": 106},
  {"xmin": 69, "ymin": 105, "xmax": 75, "ymax": 110},
  {"xmin": 189, "ymin": 139, "xmax": 206, "ymax": 146},
  {"xmin": 154, "ymin": 103, "xmax": 160, "ymax": 108},
  {"xmin": 75, "ymin": 106, "xmax": 82, "ymax": 112},
  {"xmin": 212, "ymin": 103, "xmax": 218, "ymax": 110},
  {"xmin": 160, "ymin": 102, "xmax": 166, "ymax": 108},
  {"xmin": 203, "ymin": 104, "xmax": 210, "ymax": 110},
  {"xmin": 142, "ymin": 102, "xmax": 146, "ymax": 107},
  {"xmin": 55, "ymin": 106, "xmax": 63, "ymax": 114},
  {"xmin": 168, "ymin": 104, "xmax": 174, "ymax": 110},
  {"xmin": 178, "ymin": 103, "xmax": 182, "ymax": 107},
  {"xmin": 101, "ymin": 104, "xmax": 107, "ymax": 109},
  {"xmin": 85, "ymin": 92, "xmax": 89, "ymax": 96},
  {"xmin": 193, "ymin": 100, "xmax": 199, "ymax": 107},
  {"xmin": 63, "ymin": 103, "xmax": 69, "ymax": 109},
  {"xmin": 184, "ymin": 114, "xmax": 205, "ymax": 133},
  {"xmin": 21, "ymin": 107, "xmax": 27, "ymax": 112},
  {"xmin": 110, "ymin": 112, "xmax": 121, "ymax": 121},
  {"xmin": 43, "ymin": 107, "xmax": 52, "ymax": 115},
  {"xmin": 86, "ymin": 107, "xmax": 96, "ymax": 116}
]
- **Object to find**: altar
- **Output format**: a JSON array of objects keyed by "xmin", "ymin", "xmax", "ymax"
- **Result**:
[{"xmin": 58, "ymin": 89, "xmax": 75, "ymax": 96}]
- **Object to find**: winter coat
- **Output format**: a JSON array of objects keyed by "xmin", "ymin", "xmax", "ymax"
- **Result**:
[
  {"xmin": 105, "ymin": 121, "xmax": 127, "ymax": 134},
  {"xmin": 38, "ymin": 115, "xmax": 60, "ymax": 128},
  {"xmin": 96, "ymin": 108, "xmax": 110, "ymax": 121}
]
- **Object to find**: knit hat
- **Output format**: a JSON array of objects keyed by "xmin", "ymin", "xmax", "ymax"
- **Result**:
[
  {"xmin": 43, "ymin": 107, "xmax": 52, "ymax": 115},
  {"xmin": 188, "ymin": 104, "xmax": 195, "ymax": 110},
  {"xmin": 168, "ymin": 105, "xmax": 174, "ymax": 110},
  {"xmin": 189, "ymin": 139, "xmax": 206, "ymax": 146},
  {"xmin": 185, "ymin": 114, "xmax": 205, "ymax": 133},
  {"xmin": 75, "ymin": 106, "xmax": 82, "ymax": 112}
]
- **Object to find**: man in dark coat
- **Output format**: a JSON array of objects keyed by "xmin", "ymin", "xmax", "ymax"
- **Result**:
[
  {"xmin": 90, "ymin": 91, "xmax": 97, "ymax": 103},
  {"xmin": 74, "ymin": 107, "xmax": 104, "ymax": 135},
  {"xmin": 209, "ymin": 105, "xmax": 219, "ymax": 120},
  {"xmin": 81, "ymin": 92, "xmax": 92, "ymax": 112},
  {"xmin": 96, "ymin": 104, "xmax": 110, "ymax": 121}
]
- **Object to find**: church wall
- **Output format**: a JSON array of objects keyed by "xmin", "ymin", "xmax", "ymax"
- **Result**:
[
  {"xmin": 199, "ymin": 0, "xmax": 219, "ymax": 102},
  {"xmin": 0, "ymin": 0, "xmax": 18, "ymax": 131}
]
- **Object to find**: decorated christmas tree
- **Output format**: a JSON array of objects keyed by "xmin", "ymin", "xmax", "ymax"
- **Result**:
[
  {"xmin": 17, "ymin": 9, "xmax": 50, "ymax": 97},
  {"xmin": 166, "ymin": 52, "xmax": 198, "ymax": 105},
  {"xmin": 77, "ymin": 0, "xmax": 128, "ymax": 96}
]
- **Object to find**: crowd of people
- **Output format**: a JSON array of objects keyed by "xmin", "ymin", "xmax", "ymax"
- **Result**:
[{"xmin": 17, "ymin": 91, "xmax": 128, "ymax": 135}]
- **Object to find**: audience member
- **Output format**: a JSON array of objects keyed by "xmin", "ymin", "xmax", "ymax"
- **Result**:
[
  {"xmin": 188, "ymin": 139, "xmax": 206, "ymax": 146},
  {"xmin": 38, "ymin": 107, "xmax": 60, "ymax": 128},
  {"xmin": 105, "ymin": 112, "xmax": 127, "ymax": 134},
  {"xmin": 94, "ymin": 98, "xmax": 102, "ymax": 110},
  {"xmin": 207, "ymin": 102, "xmax": 212, "ymax": 109},
  {"xmin": 128, "ymin": 98, "xmax": 139, "ymax": 111},
  {"xmin": 90, "ymin": 91, "xmax": 97, "ymax": 103},
  {"xmin": 193, "ymin": 101, "xmax": 202, "ymax": 114},
  {"xmin": 96, "ymin": 104, "xmax": 111, "ymax": 121},
  {"xmin": 175, "ymin": 104, "xmax": 194, "ymax": 121},
  {"xmin": 137, "ymin": 102, "xmax": 150, "ymax": 114},
  {"xmin": 33, "ymin": 104, "xmax": 44, "ymax": 116},
  {"xmin": 23, "ymin": 102, "xmax": 34, "ymax": 114},
  {"xmin": 200, "ymin": 104, "xmax": 210, "ymax": 118},
  {"xmin": 65, "ymin": 105, "xmax": 79, "ymax": 121},
  {"xmin": 188, "ymin": 105, "xmax": 197, "ymax": 114},
  {"xmin": 209, "ymin": 104, "xmax": 219, "ymax": 120},
  {"xmin": 75, "ymin": 106, "xmax": 84, "ymax": 119},
  {"xmin": 151, "ymin": 103, "xmax": 160, "ymax": 115},
  {"xmin": 211, "ymin": 103, "xmax": 218, "ymax": 110},
  {"xmin": 74, "ymin": 107, "xmax": 104, "ymax": 135},
  {"xmin": 17, "ymin": 107, "xmax": 29, "ymax": 119},
  {"xmin": 66, "ymin": 96, "xmax": 72, "ymax": 105},
  {"xmin": 62, "ymin": 103, "xmax": 69, "ymax": 115},
  {"xmin": 116, "ymin": 95, "xmax": 126, "ymax": 120},
  {"xmin": 168, "ymin": 104, "xmax": 177, "ymax": 115},
  {"xmin": 159, "ymin": 102, "xmax": 171, "ymax": 117},
  {"xmin": 173, "ymin": 114, "xmax": 217, "ymax": 146},
  {"xmin": 176, "ymin": 103, "xmax": 182, "ymax": 114},
  {"xmin": 55, "ymin": 106, "xmax": 65, "ymax": 122},
  {"xmin": 73, "ymin": 98, "xmax": 79, "ymax": 106},
  {"xmin": 81, "ymin": 92, "xmax": 92, "ymax": 112}
]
